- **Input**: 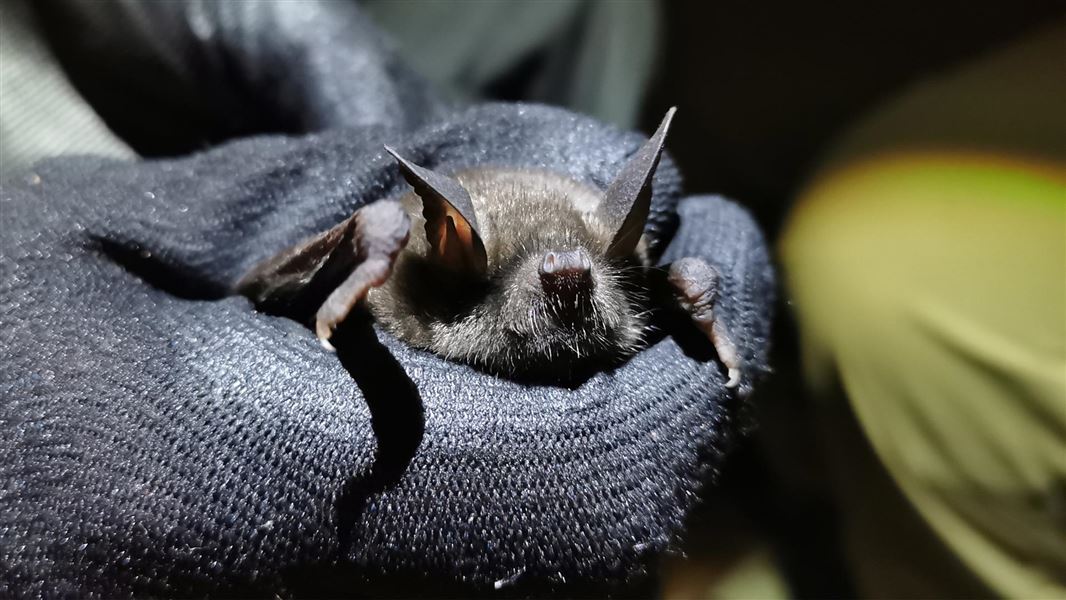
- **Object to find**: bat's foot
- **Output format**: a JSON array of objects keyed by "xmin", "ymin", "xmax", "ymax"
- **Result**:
[
  {"xmin": 314, "ymin": 201, "xmax": 410, "ymax": 348},
  {"xmin": 668, "ymin": 257, "xmax": 743, "ymax": 389}
]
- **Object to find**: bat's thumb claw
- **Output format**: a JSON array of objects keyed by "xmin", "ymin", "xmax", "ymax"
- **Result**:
[
  {"xmin": 316, "ymin": 320, "xmax": 337, "ymax": 353},
  {"xmin": 725, "ymin": 368, "xmax": 741, "ymax": 389}
]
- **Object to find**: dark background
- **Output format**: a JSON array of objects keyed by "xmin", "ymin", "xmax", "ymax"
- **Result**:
[{"xmin": 641, "ymin": 2, "xmax": 1063, "ymax": 597}]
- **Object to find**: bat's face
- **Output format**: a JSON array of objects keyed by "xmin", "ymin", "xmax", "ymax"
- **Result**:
[
  {"xmin": 366, "ymin": 172, "xmax": 653, "ymax": 377},
  {"xmin": 371, "ymin": 109, "xmax": 675, "ymax": 378},
  {"xmin": 419, "ymin": 184, "xmax": 652, "ymax": 376},
  {"xmin": 471, "ymin": 235, "xmax": 650, "ymax": 376}
]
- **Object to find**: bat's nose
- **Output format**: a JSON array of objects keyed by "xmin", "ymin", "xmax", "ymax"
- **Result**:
[
  {"xmin": 539, "ymin": 249, "xmax": 593, "ymax": 320},
  {"xmin": 540, "ymin": 248, "xmax": 592, "ymax": 278}
]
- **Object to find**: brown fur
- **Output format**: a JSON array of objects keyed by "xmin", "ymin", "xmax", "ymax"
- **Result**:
[{"xmin": 366, "ymin": 168, "xmax": 651, "ymax": 376}]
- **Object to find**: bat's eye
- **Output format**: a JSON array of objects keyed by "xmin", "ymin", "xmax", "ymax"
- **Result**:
[{"xmin": 539, "ymin": 248, "xmax": 593, "ymax": 322}]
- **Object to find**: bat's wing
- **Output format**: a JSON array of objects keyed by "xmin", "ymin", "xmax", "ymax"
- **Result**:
[{"xmin": 235, "ymin": 200, "xmax": 410, "ymax": 347}]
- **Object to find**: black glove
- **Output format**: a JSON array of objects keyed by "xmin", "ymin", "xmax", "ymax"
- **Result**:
[
  {"xmin": 1, "ymin": 102, "xmax": 773, "ymax": 598},
  {"xmin": 4, "ymin": 2, "xmax": 773, "ymax": 596}
]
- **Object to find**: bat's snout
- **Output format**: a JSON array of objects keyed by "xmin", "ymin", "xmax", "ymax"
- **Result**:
[
  {"xmin": 540, "ymin": 248, "xmax": 591, "ymax": 278},
  {"xmin": 539, "ymin": 248, "xmax": 594, "ymax": 321}
]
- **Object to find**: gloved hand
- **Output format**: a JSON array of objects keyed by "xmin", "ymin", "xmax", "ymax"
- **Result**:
[{"xmin": 0, "ymin": 102, "xmax": 773, "ymax": 598}]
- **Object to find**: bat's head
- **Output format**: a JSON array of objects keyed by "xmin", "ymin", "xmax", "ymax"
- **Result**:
[{"xmin": 378, "ymin": 109, "xmax": 675, "ymax": 379}]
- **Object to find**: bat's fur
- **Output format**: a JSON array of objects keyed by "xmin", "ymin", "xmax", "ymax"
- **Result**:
[
  {"xmin": 231, "ymin": 109, "xmax": 751, "ymax": 385},
  {"xmin": 366, "ymin": 168, "xmax": 652, "ymax": 376}
]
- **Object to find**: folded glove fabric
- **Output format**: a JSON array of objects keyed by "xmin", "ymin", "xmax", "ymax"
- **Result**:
[
  {"xmin": 1, "ymin": 3, "xmax": 774, "ymax": 597},
  {"xmin": 2, "ymin": 103, "xmax": 773, "ymax": 597}
]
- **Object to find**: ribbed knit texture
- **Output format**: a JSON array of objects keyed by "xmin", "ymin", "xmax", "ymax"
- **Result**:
[{"xmin": 0, "ymin": 5, "xmax": 774, "ymax": 597}]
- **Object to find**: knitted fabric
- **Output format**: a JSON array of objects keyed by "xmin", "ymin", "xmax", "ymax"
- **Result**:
[{"xmin": 1, "ymin": 4, "xmax": 774, "ymax": 597}]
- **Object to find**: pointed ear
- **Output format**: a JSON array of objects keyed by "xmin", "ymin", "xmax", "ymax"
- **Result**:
[
  {"xmin": 600, "ymin": 107, "xmax": 676, "ymax": 258},
  {"xmin": 385, "ymin": 146, "xmax": 488, "ymax": 276}
]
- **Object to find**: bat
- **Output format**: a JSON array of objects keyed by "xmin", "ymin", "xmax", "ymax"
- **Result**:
[{"xmin": 236, "ymin": 108, "xmax": 742, "ymax": 386}]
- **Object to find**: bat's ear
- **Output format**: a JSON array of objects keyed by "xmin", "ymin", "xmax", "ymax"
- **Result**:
[
  {"xmin": 385, "ymin": 146, "xmax": 488, "ymax": 276},
  {"xmin": 600, "ymin": 107, "xmax": 676, "ymax": 258}
]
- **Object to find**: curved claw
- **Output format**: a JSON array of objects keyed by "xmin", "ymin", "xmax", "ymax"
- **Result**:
[{"xmin": 726, "ymin": 368, "xmax": 741, "ymax": 389}]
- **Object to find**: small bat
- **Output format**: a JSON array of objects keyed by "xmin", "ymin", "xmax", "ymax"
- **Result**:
[{"xmin": 236, "ymin": 108, "xmax": 742, "ymax": 386}]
